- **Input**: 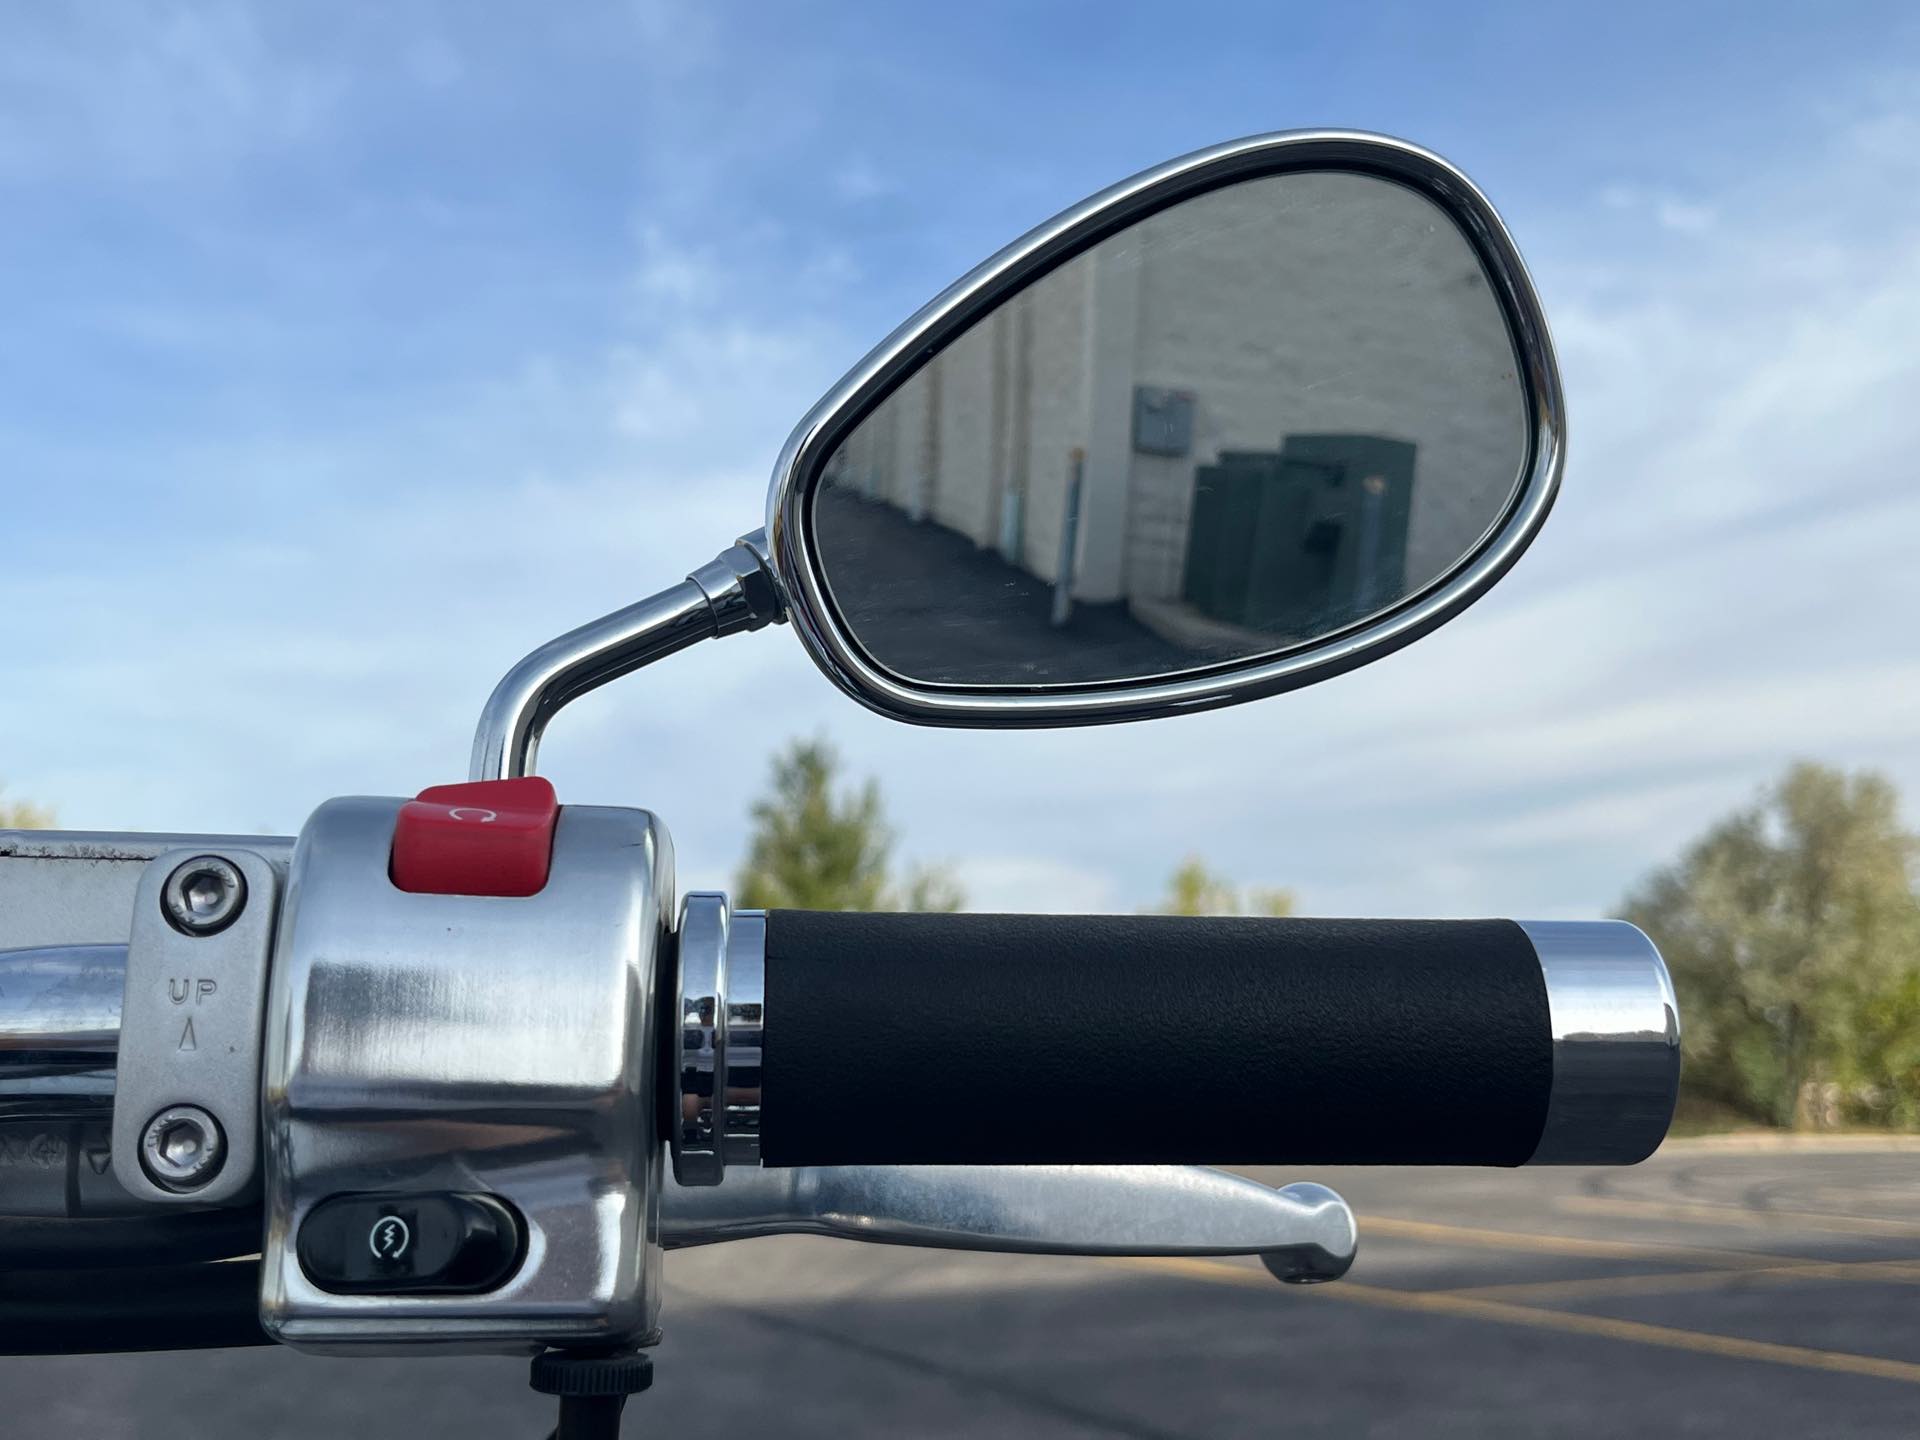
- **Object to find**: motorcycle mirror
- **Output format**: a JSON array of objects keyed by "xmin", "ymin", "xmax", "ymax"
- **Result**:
[
  {"xmin": 471, "ymin": 131, "xmax": 1565, "ymax": 777},
  {"xmin": 765, "ymin": 129, "xmax": 1563, "ymax": 726}
]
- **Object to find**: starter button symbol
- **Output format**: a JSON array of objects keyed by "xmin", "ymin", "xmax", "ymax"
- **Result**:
[
  {"xmin": 298, "ymin": 1193, "xmax": 521, "ymax": 1294},
  {"xmin": 369, "ymin": 1215, "xmax": 412, "ymax": 1261}
]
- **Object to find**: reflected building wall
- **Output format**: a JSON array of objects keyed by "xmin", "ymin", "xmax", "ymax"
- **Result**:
[{"xmin": 825, "ymin": 171, "xmax": 1525, "ymax": 634}]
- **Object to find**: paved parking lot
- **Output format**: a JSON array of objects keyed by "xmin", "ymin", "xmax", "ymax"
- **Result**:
[{"xmin": 10, "ymin": 1139, "xmax": 1920, "ymax": 1438}]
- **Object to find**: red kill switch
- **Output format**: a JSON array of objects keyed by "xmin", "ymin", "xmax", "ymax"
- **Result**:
[{"xmin": 390, "ymin": 777, "xmax": 560, "ymax": 898}]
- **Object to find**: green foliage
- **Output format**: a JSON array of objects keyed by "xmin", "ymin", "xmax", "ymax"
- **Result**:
[
  {"xmin": 735, "ymin": 739, "xmax": 963, "ymax": 913},
  {"xmin": 0, "ymin": 785, "xmax": 53, "ymax": 829},
  {"xmin": 1620, "ymin": 761, "xmax": 1920, "ymax": 1129},
  {"xmin": 1145, "ymin": 856, "xmax": 1294, "ymax": 917},
  {"xmin": 895, "ymin": 863, "xmax": 966, "ymax": 915}
]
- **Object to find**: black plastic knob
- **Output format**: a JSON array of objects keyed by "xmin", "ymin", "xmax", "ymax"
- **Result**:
[{"xmin": 296, "ymin": 1192, "xmax": 524, "ymax": 1295}]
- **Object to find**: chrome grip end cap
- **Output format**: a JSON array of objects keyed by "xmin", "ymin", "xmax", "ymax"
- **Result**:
[{"xmin": 1520, "ymin": 920, "xmax": 1681, "ymax": 1165}]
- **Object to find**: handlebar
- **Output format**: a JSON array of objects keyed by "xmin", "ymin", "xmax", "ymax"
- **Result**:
[
  {"xmin": 3, "ymin": 904, "xmax": 1681, "ymax": 1188},
  {"xmin": 759, "ymin": 911, "xmax": 1679, "ymax": 1169},
  {"xmin": 1, "ymin": 821, "xmax": 1683, "ymax": 1372}
]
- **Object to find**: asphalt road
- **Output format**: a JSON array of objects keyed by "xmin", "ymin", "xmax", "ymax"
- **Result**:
[
  {"xmin": 10, "ymin": 1139, "xmax": 1920, "ymax": 1438},
  {"xmin": 811, "ymin": 487, "xmax": 1199, "ymax": 685}
]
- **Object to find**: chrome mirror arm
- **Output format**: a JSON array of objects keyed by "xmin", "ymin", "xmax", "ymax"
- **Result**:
[
  {"xmin": 469, "ymin": 530, "xmax": 783, "ymax": 782},
  {"xmin": 660, "ymin": 1164, "xmax": 1357, "ymax": 1285}
]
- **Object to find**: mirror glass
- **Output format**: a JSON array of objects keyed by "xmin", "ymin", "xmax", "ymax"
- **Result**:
[{"xmin": 809, "ymin": 169, "xmax": 1529, "ymax": 688}]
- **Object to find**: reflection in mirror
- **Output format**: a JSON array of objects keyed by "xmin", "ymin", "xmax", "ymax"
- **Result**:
[{"xmin": 809, "ymin": 169, "xmax": 1530, "ymax": 688}]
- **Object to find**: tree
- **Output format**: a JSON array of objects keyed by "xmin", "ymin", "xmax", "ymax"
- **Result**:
[
  {"xmin": 1620, "ymin": 762, "xmax": 1920, "ymax": 1129},
  {"xmin": 0, "ymin": 786, "xmax": 53, "ymax": 829},
  {"xmin": 735, "ymin": 739, "xmax": 963, "ymax": 912},
  {"xmin": 1145, "ymin": 856, "xmax": 1294, "ymax": 917},
  {"xmin": 896, "ymin": 863, "xmax": 966, "ymax": 915}
]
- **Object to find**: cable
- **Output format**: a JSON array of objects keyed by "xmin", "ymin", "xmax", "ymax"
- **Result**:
[
  {"xmin": 0, "ymin": 1206, "xmax": 264, "ymax": 1270},
  {"xmin": 0, "ymin": 1260, "xmax": 269, "ymax": 1353},
  {"xmin": 552, "ymin": 1396, "xmax": 627, "ymax": 1440}
]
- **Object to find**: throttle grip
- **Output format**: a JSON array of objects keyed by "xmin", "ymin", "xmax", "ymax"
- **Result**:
[{"xmin": 757, "ymin": 913, "xmax": 1678, "ymax": 1169}]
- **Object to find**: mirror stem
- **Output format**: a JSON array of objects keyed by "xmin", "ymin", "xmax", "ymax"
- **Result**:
[{"xmin": 468, "ymin": 530, "xmax": 784, "ymax": 781}]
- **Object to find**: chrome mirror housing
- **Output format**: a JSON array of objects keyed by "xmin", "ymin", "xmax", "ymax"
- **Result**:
[
  {"xmin": 469, "ymin": 129, "xmax": 1564, "ymax": 779},
  {"xmin": 764, "ymin": 129, "xmax": 1564, "ymax": 727}
]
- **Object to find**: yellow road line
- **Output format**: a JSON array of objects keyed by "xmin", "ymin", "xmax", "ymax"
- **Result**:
[
  {"xmin": 1361, "ymin": 1215, "xmax": 1797, "ymax": 1270},
  {"xmin": 1332, "ymin": 1282, "xmax": 1920, "ymax": 1385},
  {"xmin": 1558, "ymin": 1194, "xmax": 1920, "ymax": 1239},
  {"xmin": 1659, "ymin": 1133, "xmax": 1920, "ymax": 1155},
  {"xmin": 1363, "ymin": 1214, "xmax": 1920, "ymax": 1294},
  {"xmin": 1115, "ymin": 1257, "xmax": 1920, "ymax": 1387},
  {"xmin": 1450, "ymin": 1260, "xmax": 1920, "ymax": 1303}
]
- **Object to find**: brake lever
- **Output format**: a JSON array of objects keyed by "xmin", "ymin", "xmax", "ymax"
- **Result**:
[{"xmin": 660, "ymin": 1164, "xmax": 1356, "ymax": 1284}]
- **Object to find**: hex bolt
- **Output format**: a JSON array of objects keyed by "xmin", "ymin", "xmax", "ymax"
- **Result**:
[
  {"xmin": 139, "ymin": 1104, "xmax": 226, "ymax": 1192},
  {"xmin": 162, "ymin": 855, "xmax": 247, "ymax": 936}
]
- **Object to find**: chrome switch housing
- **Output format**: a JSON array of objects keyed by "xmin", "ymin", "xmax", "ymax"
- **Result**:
[{"xmin": 259, "ymin": 796, "xmax": 671, "ymax": 1353}]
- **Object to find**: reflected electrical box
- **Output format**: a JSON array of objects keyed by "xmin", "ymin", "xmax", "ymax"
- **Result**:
[
  {"xmin": 1183, "ymin": 434, "xmax": 1416, "ymax": 639},
  {"xmin": 1132, "ymin": 387, "xmax": 1195, "ymax": 457}
]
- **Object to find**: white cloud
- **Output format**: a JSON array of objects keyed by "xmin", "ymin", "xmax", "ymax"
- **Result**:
[
  {"xmin": 1600, "ymin": 184, "xmax": 1717, "ymax": 235},
  {"xmin": 405, "ymin": 35, "xmax": 465, "ymax": 90},
  {"xmin": 832, "ymin": 158, "xmax": 891, "ymax": 203},
  {"xmin": 1655, "ymin": 199, "xmax": 1716, "ymax": 234},
  {"xmin": 608, "ymin": 322, "xmax": 836, "ymax": 445},
  {"xmin": 630, "ymin": 225, "xmax": 724, "ymax": 307},
  {"xmin": 0, "ymin": 5, "xmax": 343, "ymax": 182},
  {"xmin": 948, "ymin": 856, "xmax": 1121, "ymax": 914}
]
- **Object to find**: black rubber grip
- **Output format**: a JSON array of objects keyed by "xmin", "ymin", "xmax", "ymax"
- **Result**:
[{"xmin": 762, "ymin": 912, "xmax": 1553, "ymax": 1167}]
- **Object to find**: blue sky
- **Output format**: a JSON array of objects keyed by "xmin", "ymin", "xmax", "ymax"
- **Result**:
[{"xmin": 4, "ymin": 2, "xmax": 1920, "ymax": 918}]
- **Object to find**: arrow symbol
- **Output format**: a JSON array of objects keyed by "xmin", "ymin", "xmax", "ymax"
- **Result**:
[{"xmin": 369, "ymin": 1215, "xmax": 411, "ymax": 1261}]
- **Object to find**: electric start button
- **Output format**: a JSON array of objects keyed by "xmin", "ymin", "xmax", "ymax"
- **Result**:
[
  {"xmin": 296, "ymin": 1192, "xmax": 524, "ymax": 1295},
  {"xmin": 390, "ymin": 777, "xmax": 559, "ymax": 897}
]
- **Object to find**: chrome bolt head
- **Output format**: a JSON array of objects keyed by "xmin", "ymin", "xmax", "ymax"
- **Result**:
[
  {"xmin": 139, "ymin": 1104, "xmax": 226, "ymax": 1191},
  {"xmin": 162, "ymin": 855, "xmax": 247, "ymax": 936}
]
